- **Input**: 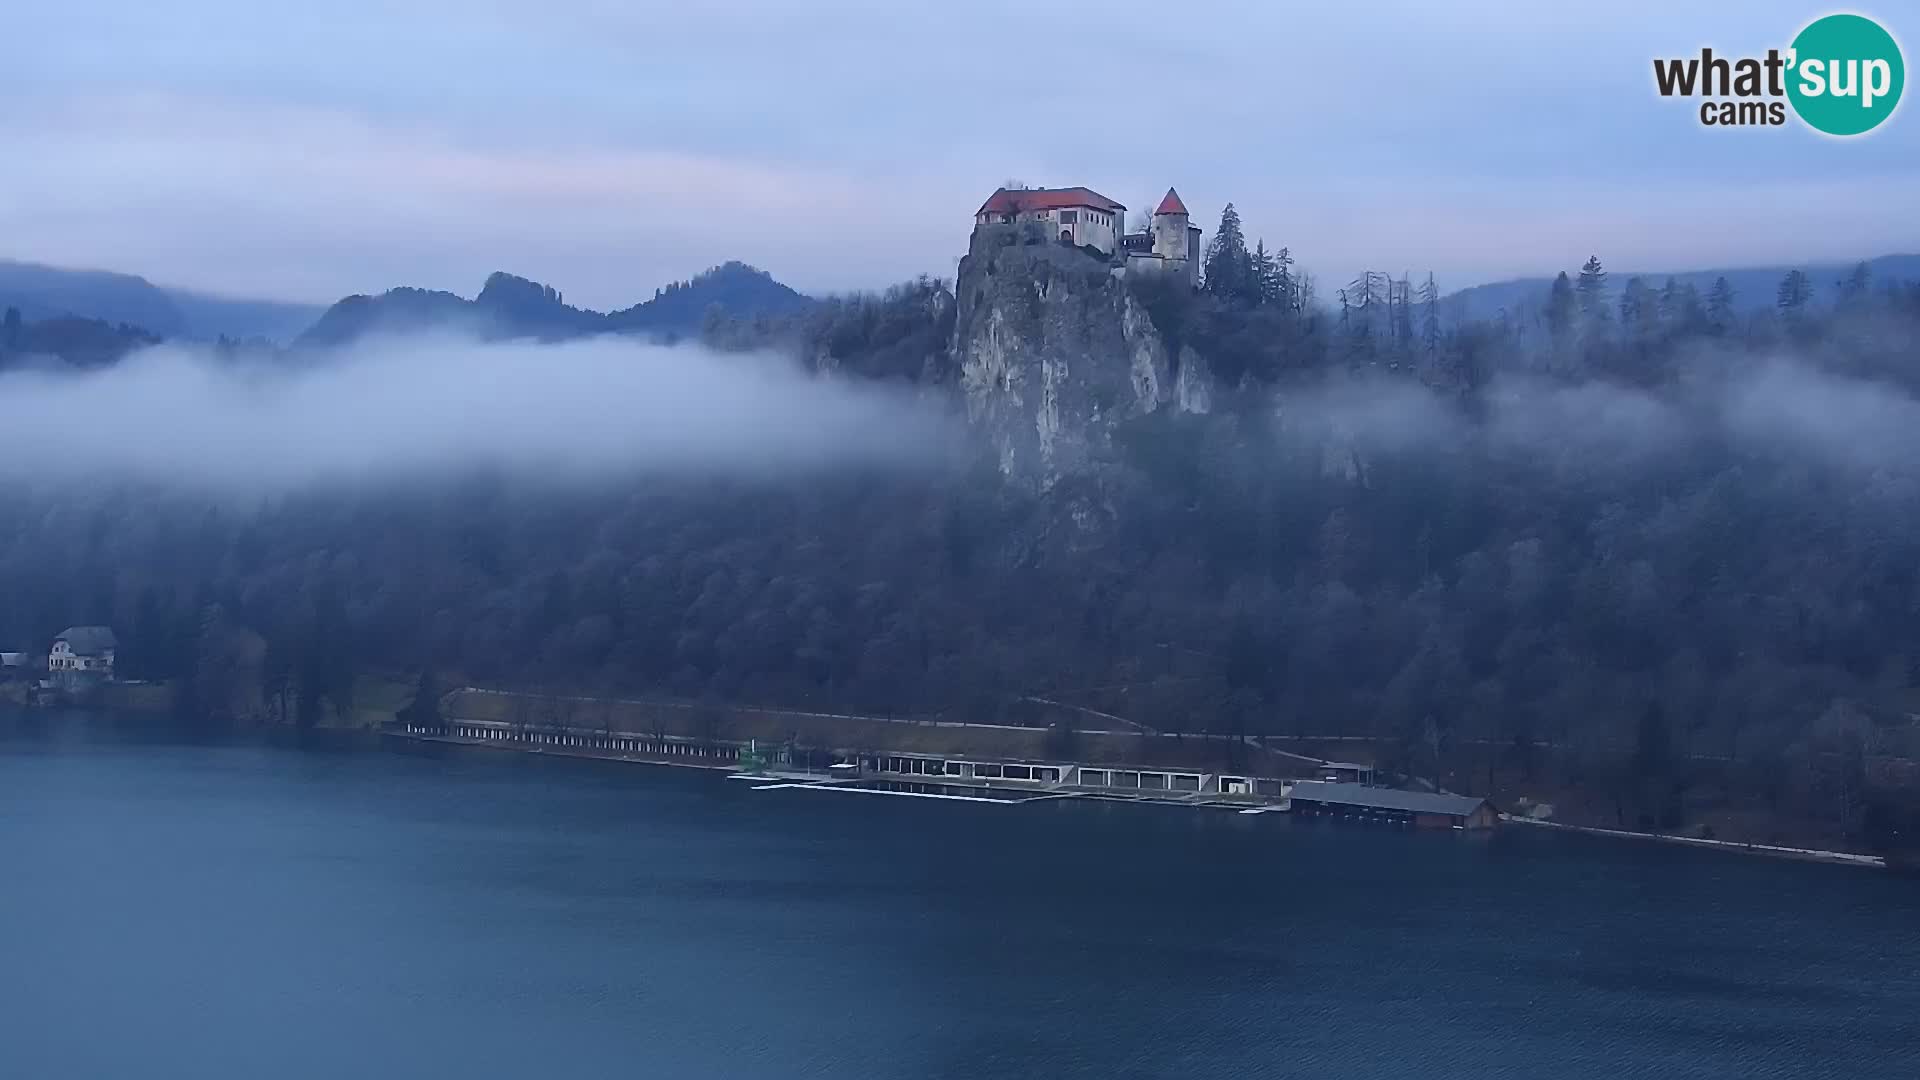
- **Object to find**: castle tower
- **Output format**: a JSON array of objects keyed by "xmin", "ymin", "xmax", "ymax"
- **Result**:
[
  {"xmin": 1150, "ymin": 187, "xmax": 1190, "ymax": 260},
  {"xmin": 1149, "ymin": 188, "xmax": 1202, "ymax": 287}
]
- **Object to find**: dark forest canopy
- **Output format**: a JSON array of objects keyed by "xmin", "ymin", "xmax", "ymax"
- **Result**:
[{"xmin": 5, "ymin": 219, "xmax": 1920, "ymax": 851}]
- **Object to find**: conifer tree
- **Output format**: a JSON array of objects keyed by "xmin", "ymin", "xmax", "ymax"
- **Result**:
[
  {"xmin": 1706, "ymin": 276, "xmax": 1736, "ymax": 332},
  {"xmin": 1619, "ymin": 277, "xmax": 1653, "ymax": 338},
  {"xmin": 1576, "ymin": 255, "xmax": 1609, "ymax": 322},
  {"xmin": 1546, "ymin": 271, "xmax": 1577, "ymax": 342},
  {"xmin": 1271, "ymin": 247, "xmax": 1296, "ymax": 311},
  {"xmin": 1251, "ymin": 240, "xmax": 1276, "ymax": 306},
  {"xmin": 397, "ymin": 667, "xmax": 444, "ymax": 731},
  {"xmin": 1392, "ymin": 274, "xmax": 1415, "ymax": 354},
  {"xmin": 1777, "ymin": 269, "xmax": 1812, "ymax": 315},
  {"xmin": 1419, "ymin": 273, "xmax": 1440, "ymax": 357},
  {"xmin": 1203, "ymin": 204, "xmax": 1254, "ymax": 305},
  {"xmin": 1656, "ymin": 277, "xmax": 1681, "ymax": 326}
]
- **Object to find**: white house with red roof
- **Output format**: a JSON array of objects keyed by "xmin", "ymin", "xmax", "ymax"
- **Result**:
[
  {"xmin": 973, "ymin": 186, "xmax": 1127, "ymax": 255},
  {"xmin": 971, "ymin": 184, "xmax": 1202, "ymax": 288}
]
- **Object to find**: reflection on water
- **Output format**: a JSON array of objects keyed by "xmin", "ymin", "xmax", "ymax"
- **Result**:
[{"xmin": 4, "ymin": 711, "xmax": 1918, "ymax": 1080}]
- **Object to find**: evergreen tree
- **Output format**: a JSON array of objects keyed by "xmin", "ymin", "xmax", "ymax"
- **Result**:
[
  {"xmin": 1203, "ymin": 203, "xmax": 1254, "ymax": 305},
  {"xmin": 1576, "ymin": 255, "xmax": 1609, "ymax": 322},
  {"xmin": 1392, "ymin": 274, "xmax": 1415, "ymax": 355},
  {"xmin": 1673, "ymin": 282, "xmax": 1705, "ymax": 334},
  {"xmin": 397, "ymin": 667, "xmax": 445, "ymax": 731},
  {"xmin": 1656, "ymin": 277, "xmax": 1681, "ymax": 326},
  {"xmin": 1546, "ymin": 271, "xmax": 1577, "ymax": 342},
  {"xmin": 1706, "ymin": 276, "xmax": 1736, "ymax": 332},
  {"xmin": 1271, "ymin": 246, "xmax": 1296, "ymax": 311},
  {"xmin": 1777, "ymin": 269, "xmax": 1812, "ymax": 315},
  {"xmin": 1619, "ymin": 277, "xmax": 1655, "ymax": 338},
  {"xmin": 1419, "ymin": 273, "xmax": 1440, "ymax": 358},
  {"xmin": 1251, "ymin": 241, "xmax": 1276, "ymax": 306},
  {"xmin": 1, "ymin": 306, "xmax": 20, "ymax": 350}
]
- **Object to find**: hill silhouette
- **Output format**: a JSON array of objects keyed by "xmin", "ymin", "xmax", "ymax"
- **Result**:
[{"xmin": 296, "ymin": 261, "xmax": 811, "ymax": 347}]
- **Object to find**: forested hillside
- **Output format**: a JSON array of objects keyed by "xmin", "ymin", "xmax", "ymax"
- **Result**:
[
  {"xmin": 0, "ymin": 307, "xmax": 161, "ymax": 369},
  {"xmin": 4, "ymin": 212, "xmax": 1920, "ymax": 852},
  {"xmin": 0, "ymin": 258, "xmax": 323, "ymax": 342},
  {"xmin": 298, "ymin": 261, "xmax": 811, "ymax": 347}
]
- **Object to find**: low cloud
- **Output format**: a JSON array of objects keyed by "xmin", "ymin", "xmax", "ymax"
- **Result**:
[
  {"xmin": 0, "ymin": 335, "xmax": 960, "ymax": 490},
  {"xmin": 1271, "ymin": 356, "xmax": 1920, "ymax": 479}
]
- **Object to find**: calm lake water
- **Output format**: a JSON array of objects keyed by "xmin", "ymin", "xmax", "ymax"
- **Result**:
[{"xmin": 4, "ymin": 710, "xmax": 1918, "ymax": 1080}]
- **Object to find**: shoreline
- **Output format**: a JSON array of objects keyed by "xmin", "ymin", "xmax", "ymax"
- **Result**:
[
  {"xmin": 1502, "ymin": 814, "xmax": 1888, "ymax": 869},
  {"xmin": 388, "ymin": 729, "xmax": 1281, "ymax": 812},
  {"xmin": 400, "ymin": 727, "xmax": 1899, "ymax": 868},
  {"xmin": 13, "ymin": 709, "xmax": 1900, "ymax": 871}
]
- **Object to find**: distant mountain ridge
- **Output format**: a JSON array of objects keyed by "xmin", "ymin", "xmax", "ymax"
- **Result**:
[
  {"xmin": 0, "ymin": 259, "xmax": 325, "ymax": 343},
  {"xmin": 295, "ymin": 261, "xmax": 812, "ymax": 348},
  {"xmin": 1441, "ymin": 254, "xmax": 1920, "ymax": 323}
]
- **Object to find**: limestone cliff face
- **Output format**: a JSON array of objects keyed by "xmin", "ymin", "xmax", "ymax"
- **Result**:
[{"xmin": 950, "ymin": 224, "xmax": 1207, "ymax": 491}]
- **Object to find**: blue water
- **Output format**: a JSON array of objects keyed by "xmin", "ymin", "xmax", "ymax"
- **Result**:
[{"xmin": 4, "ymin": 711, "xmax": 1917, "ymax": 1079}]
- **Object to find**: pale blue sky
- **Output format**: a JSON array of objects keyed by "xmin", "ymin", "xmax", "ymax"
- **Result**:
[{"xmin": 6, "ymin": 1, "xmax": 1916, "ymax": 308}]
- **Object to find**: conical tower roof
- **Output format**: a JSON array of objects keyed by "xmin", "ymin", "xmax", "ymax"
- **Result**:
[{"xmin": 1154, "ymin": 188, "xmax": 1189, "ymax": 216}]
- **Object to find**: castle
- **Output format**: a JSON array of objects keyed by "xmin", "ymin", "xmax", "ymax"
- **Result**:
[{"xmin": 972, "ymin": 185, "xmax": 1202, "ymax": 287}]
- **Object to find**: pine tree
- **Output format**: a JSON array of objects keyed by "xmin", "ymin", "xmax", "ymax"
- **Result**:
[
  {"xmin": 1674, "ymin": 282, "xmax": 1705, "ymax": 333},
  {"xmin": 1251, "ymin": 240, "xmax": 1276, "ymax": 306},
  {"xmin": 1576, "ymin": 255, "xmax": 1609, "ymax": 322},
  {"xmin": 1419, "ymin": 273, "xmax": 1440, "ymax": 357},
  {"xmin": 1706, "ymin": 276, "xmax": 1736, "ymax": 332},
  {"xmin": 1656, "ymin": 277, "xmax": 1681, "ymax": 326},
  {"xmin": 397, "ymin": 667, "xmax": 445, "ymax": 731},
  {"xmin": 1203, "ymin": 203, "xmax": 1253, "ymax": 304},
  {"xmin": 1, "ymin": 306, "xmax": 20, "ymax": 349},
  {"xmin": 1546, "ymin": 271, "xmax": 1577, "ymax": 342},
  {"xmin": 1392, "ymin": 274, "xmax": 1415, "ymax": 355},
  {"xmin": 1619, "ymin": 276, "xmax": 1655, "ymax": 338},
  {"xmin": 1777, "ymin": 269, "xmax": 1812, "ymax": 315},
  {"xmin": 1271, "ymin": 247, "xmax": 1296, "ymax": 311}
]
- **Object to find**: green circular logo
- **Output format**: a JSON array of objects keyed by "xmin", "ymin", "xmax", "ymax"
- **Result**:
[{"xmin": 1787, "ymin": 14, "xmax": 1904, "ymax": 136}]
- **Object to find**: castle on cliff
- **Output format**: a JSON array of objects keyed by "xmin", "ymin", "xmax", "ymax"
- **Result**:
[{"xmin": 972, "ymin": 185, "xmax": 1202, "ymax": 287}]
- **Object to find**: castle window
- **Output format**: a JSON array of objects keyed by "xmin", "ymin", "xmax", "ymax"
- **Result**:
[{"xmin": 1059, "ymin": 210, "xmax": 1077, "ymax": 224}]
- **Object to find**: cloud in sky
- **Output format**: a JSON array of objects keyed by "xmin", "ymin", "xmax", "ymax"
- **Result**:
[{"xmin": 5, "ymin": 0, "xmax": 1916, "ymax": 308}]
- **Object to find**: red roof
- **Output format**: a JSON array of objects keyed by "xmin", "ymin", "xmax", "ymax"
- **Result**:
[
  {"xmin": 1154, "ymin": 188, "xmax": 1189, "ymax": 216},
  {"xmin": 976, "ymin": 186, "xmax": 1126, "ymax": 216}
]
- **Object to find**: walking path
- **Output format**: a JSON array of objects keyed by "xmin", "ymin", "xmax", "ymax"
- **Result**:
[{"xmin": 1502, "ymin": 815, "xmax": 1887, "ymax": 869}]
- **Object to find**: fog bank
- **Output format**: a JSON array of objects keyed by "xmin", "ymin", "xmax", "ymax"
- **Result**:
[
  {"xmin": 0, "ymin": 335, "xmax": 959, "ymax": 490},
  {"xmin": 1278, "ymin": 356, "xmax": 1920, "ymax": 478}
]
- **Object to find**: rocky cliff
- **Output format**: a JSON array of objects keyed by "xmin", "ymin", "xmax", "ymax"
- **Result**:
[{"xmin": 950, "ymin": 224, "xmax": 1208, "ymax": 491}]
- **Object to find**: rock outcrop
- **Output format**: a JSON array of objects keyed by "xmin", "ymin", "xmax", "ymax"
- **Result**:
[{"xmin": 950, "ymin": 224, "xmax": 1207, "ymax": 492}]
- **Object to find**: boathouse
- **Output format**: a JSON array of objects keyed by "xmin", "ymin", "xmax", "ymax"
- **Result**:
[
  {"xmin": 1285, "ymin": 781, "xmax": 1498, "ymax": 830},
  {"xmin": 857, "ymin": 753, "xmax": 1288, "ymax": 799}
]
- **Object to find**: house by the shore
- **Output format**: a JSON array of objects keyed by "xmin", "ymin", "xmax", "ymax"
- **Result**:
[
  {"xmin": 1286, "ymin": 781, "xmax": 1499, "ymax": 830},
  {"xmin": 48, "ymin": 626, "xmax": 117, "ymax": 692}
]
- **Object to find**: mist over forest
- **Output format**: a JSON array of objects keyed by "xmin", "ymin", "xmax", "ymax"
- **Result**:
[
  {"xmin": 0, "ymin": 335, "xmax": 956, "ymax": 489},
  {"xmin": 4, "ymin": 223, "xmax": 1920, "ymax": 852}
]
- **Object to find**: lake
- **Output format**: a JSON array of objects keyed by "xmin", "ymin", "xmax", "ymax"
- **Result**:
[{"xmin": 4, "ymin": 710, "xmax": 1917, "ymax": 1079}]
